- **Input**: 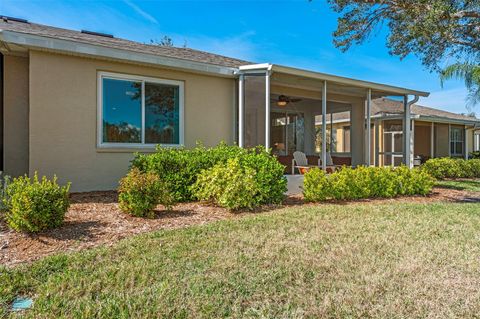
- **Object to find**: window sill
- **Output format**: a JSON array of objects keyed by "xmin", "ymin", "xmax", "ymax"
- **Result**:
[
  {"xmin": 96, "ymin": 144, "xmax": 183, "ymax": 153},
  {"xmin": 96, "ymin": 147, "xmax": 157, "ymax": 153}
]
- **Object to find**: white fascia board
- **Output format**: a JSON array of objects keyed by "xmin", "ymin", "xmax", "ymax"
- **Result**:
[
  {"xmin": 416, "ymin": 115, "xmax": 480, "ymax": 126},
  {"xmin": 271, "ymin": 64, "xmax": 430, "ymax": 97},
  {"xmin": 0, "ymin": 30, "xmax": 237, "ymax": 77},
  {"xmin": 237, "ymin": 63, "xmax": 272, "ymax": 72}
]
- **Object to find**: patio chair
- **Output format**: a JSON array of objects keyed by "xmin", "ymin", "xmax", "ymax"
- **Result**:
[
  {"xmin": 321, "ymin": 152, "xmax": 343, "ymax": 173},
  {"xmin": 292, "ymin": 151, "xmax": 321, "ymax": 175}
]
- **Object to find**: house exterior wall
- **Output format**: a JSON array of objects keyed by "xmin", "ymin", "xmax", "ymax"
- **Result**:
[
  {"xmin": 413, "ymin": 121, "xmax": 432, "ymax": 158},
  {"xmin": 28, "ymin": 50, "xmax": 235, "ymax": 192},
  {"xmin": 3, "ymin": 54, "xmax": 29, "ymax": 177}
]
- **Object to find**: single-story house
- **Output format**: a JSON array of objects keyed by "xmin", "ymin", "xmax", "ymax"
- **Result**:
[
  {"xmin": 315, "ymin": 97, "xmax": 480, "ymax": 167},
  {"xmin": 0, "ymin": 16, "xmax": 458, "ymax": 192}
]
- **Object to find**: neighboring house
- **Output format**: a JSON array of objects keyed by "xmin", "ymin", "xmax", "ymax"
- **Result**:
[
  {"xmin": 316, "ymin": 98, "xmax": 480, "ymax": 167},
  {"xmin": 0, "ymin": 17, "xmax": 437, "ymax": 191}
]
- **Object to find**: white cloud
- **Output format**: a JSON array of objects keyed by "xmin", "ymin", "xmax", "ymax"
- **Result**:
[
  {"xmin": 122, "ymin": 0, "xmax": 158, "ymax": 24},
  {"xmin": 419, "ymin": 87, "xmax": 471, "ymax": 114}
]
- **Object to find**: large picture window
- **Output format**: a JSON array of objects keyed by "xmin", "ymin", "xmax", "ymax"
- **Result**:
[{"xmin": 98, "ymin": 72, "xmax": 184, "ymax": 147}]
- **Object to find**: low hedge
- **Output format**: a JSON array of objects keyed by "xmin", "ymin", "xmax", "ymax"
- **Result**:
[
  {"xmin": 131, "ymin": 143, "xmax": 244, "ymax": 202},
  {"xmin": 191, "ymin": 150, "xmax": 287, "ymax": 210},
  {"xmin": 421, "ymin": 158, "xmax": 480, "ymax": 179},
  {"xmin": 303, "ymin": 166, "xmax": 434, "ymax": 202},
  {"xmin": 131, "ymin": 143, "xmax": 286, "ymax": 204}
]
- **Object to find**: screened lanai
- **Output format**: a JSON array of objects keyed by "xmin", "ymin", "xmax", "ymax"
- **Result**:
[{"xmin": 236, "ymin": 64, "xmax": 429, "ymax": 172}]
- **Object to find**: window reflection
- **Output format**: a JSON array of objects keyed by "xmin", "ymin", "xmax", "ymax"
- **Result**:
[
  {"xmin": 145, "ymin": 83, "xmax": 180, "ymax": 144},
  {"xmin": 102, "ymin": 78, "xmax": 142, "ymax": 143}
]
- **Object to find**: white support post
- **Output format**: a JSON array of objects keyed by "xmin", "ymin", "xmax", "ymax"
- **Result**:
[
  {"xmin": 411, "ymin": 119, "xmax": 415, "ymax": 165},
  {"xmin": 265, "ymin": 72, "xmax": 271, "ymax": 151},
  {"xmin": 238, "ymin": 74, "xmax": 244, "ymax": 148},
  {"xmin": 430, "ymin": 122, "xmax": 434, "ymax": 158},
  {"xmin": 403, "ymin": 95, "xmax": 412, "ymax": 167},
  {"xmin": 366, "ymin": 89, "xmax": 372, "ymax": 166},
  {"xmin": 322, "ymin": 81, "xmax": 327, "ymax": 171},
  {"xmin": 465, "ymin": 126, "xmax": 468, "ymax": 160},
  {"xmin": 374, "ymin": 120, "xmax": 379, "ymax": 166},
  {"xmin": 448, "ymin": 124, "xmax": 451, "ymax": 157},
  {"xmin": 330, "ymin": 112, "xmax": 333, "ymax": 152}
]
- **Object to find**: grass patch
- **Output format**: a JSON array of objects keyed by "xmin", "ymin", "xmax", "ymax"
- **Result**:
[
  {"xmin": 2, "ymin": 202, "xmax": 480, "ymax": 318},
  {"xmin": 435, "ymin": 178, "xmax": 480, "ymax": 192}
]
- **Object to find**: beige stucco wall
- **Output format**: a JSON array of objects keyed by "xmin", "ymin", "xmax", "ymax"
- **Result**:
[
  {"xmin": 4, "ymin": 54, "xmax": 29, "ymax": 177},
  {"xmin": 29, "ymin": 51, "xmax": 235, "ymax": 192},
  {"xmin": 414, "ymin": 121, "xmax": 432, "ymax": 158}
]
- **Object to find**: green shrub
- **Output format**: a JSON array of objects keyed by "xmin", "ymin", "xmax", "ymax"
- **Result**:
[
  {"xmin": 131, "ymin": 143, "xmax": 286, "ymax": 205},
  {"xmin": 394, "ymin": 166, "xmax": 434, "ymax": 196},
  {"xmin": 238, "ymin": 147, "xmax": 287, "ymax": 205},
  {"xmin": 302, "ymin": 168, "xmax": 330, "ymax": 201},
  {"xmin": 3, "ymin": 173, "xmax": 70, "ymax": 233},
  {"xmin": 191, "ymin": 147, "xmax": 287, "ymax": 210},
  {"xmin": 468, "ymin": 159, "xmax": 480, "ymax": 177},
  {"xmin": 131, "ymin": 143, "xmax": 244, "ymax": 202},
  {"xmin": 470, "ymin": 151, "xmax": 480, "ymax": 159},
  {"xmin": 421, "ymin": 158, "xmax": 480, "ymax": 179},
  {"xmin": 192, "ymin": 158, "xmax": 258, "ymax": 210},
  {"xmin": 303, "ymin": 166, "xmax": 434, "ymax": 202},
  {"xmin": 118, "ymin": 168, "xmax": 175, "ymax": 218}
]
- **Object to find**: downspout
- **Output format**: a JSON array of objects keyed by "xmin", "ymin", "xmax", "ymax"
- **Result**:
[{"xmin": 407, "ymin": 95, "xmax": 419, "ymax": 109}]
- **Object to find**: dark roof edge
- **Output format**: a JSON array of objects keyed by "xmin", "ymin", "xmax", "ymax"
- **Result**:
[{"xmin": 0, "ymin": 29, "xmax": 238, "ymax": 77}]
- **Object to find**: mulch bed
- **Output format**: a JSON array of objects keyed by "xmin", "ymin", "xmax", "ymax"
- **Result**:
[{"xmin": 1, "ymin": 187, "xmax": 478, "ymax": 267}]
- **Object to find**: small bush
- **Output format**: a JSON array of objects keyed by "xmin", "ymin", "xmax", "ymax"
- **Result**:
[
  {"xmin": 303, "ymin": 166, "xmax": 434, "ymax": 202},
  {"xmin": 118, "ymin": 168, "xmax": 175, "ymax": 218},
  {"xmin": 191, "ymin": 148, "xmax": 287, "ymax": 210},
  {"xmin": 421, "ymin": 158, "xmax": 480, "ymax": 179},
  {"xmin": 238, "ymin": 147, "xmax": 287, "ymax": 205},
  {"xmin": 3, "ymin": 173, "xmax": 70, "ymax": 233},
  {"xmin": 470, "ymin": 151, "xmax": 480, "ymax": 159},
  {"xmin": 302, "ymin": 168, "xmax": 330, "ymax": 201},
  {"xmin": 192, "ymin": 158, "xmax": 258, "ymax": 210}
]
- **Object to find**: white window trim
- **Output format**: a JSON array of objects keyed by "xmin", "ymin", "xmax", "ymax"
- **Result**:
[{"xmin": 97, "ymin": 71, "xmax": 185, "ymax": 149}]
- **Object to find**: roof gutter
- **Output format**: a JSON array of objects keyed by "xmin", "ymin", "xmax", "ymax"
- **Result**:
[{"xmin": 0, "ymin": 30, "xmax": 237, "ymax": 77}]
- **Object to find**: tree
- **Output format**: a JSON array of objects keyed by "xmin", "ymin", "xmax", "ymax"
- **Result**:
[
  {"xmin": 440, "ymin": 63, "xmax": 480, "ymax": 107},
  {"xmin": 327, "ymin": 0, "xmax": 480, "ymax": 105},
  {"xmin": 150, "ymin": 35, "xmax": 174, "ymax": 47}
]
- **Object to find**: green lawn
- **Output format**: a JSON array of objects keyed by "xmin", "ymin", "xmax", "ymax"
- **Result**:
[
  {"xmin": 435, "ymin": 178, "xmax": 480, "ymax": 192},
  {"xmin": 2, "ymin": 201, "xmax": 480, "ymax": 318}
]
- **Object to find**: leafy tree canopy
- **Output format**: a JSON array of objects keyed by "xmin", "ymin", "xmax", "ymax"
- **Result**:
[{"xmin": 328, "ymin": 0, "xmax": 480, "ymax": 71}]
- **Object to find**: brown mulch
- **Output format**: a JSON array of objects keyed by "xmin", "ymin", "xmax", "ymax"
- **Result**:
[{"xmin": 1, "ymin": 187, "xmax": 478, "ymax": 267}]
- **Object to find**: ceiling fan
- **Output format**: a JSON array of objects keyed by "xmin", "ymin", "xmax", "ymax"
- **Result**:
[{"xmin": 272, "ymin": 95, "xmax": 302, "ymax": 107}]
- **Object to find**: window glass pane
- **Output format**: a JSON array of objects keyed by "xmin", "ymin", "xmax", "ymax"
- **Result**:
[
  {"xmin": 456, "ymin": 142, "xmax": 463, "ymax": 155},
  {"xmin": 145, "ymin": 82, "xmax": 180, "ymax": 144},
  {"xmin": 451, "ymin": 142, "xmax": 455, "ymax": 154},
  {"xmin": 103, "ymin": 78, "xmax": 141, "ymax": 143},
  {"xmin": 271, "ymin": 112, "xmax": 287, "ymax": 156}
]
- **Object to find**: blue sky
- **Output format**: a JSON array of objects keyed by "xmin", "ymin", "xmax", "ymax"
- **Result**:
[{"xmin": 1, "ymin": 0, "xmax": 472, "ymax": 114}]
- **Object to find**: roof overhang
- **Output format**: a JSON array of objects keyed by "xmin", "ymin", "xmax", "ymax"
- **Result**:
[
  {"xmin": 0, "ymin": 30, "xmax": 238, "ymax": 77},
  {"xmin": 238, "ymin": 63, "xmax": 430, "ymax": 98},
  {"xmin": 0, "ymin": 30, "xmax": 431, "ymax": 98}
]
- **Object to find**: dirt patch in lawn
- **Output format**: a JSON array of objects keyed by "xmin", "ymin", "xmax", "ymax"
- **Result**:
[{"xmin": 1, "ymin": 187, "xmax": 478, "ymax": 267}]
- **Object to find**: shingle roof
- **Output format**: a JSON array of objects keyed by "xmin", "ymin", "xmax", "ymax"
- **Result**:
[
  {"xmin": 322, "ymin": 98, "xmax": 478, "ymax": 124},
  {"xmin": 372, "ymin": 97, "xmax": 478, "ymax": 122},
  {"xmin": 0, "ymin": 17, "xmax": 250, "ymax": 68}
]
